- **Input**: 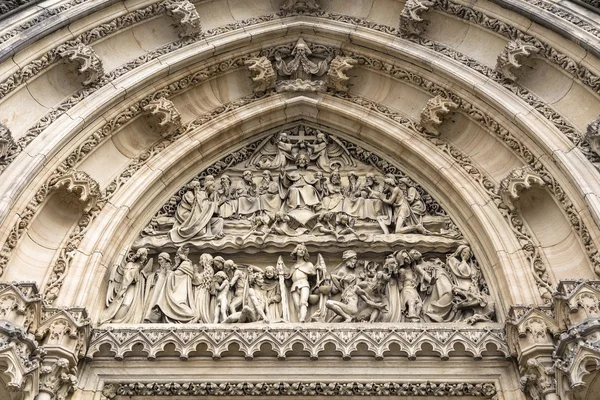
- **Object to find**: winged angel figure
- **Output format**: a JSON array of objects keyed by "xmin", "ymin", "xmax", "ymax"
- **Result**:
[
  {"xmin": 100, "ymin": 247, "xmax": 153, "ymax": 324},
  {"xmin": 246, "ymin": 131, "xmax": 355, "ymax": 172}
]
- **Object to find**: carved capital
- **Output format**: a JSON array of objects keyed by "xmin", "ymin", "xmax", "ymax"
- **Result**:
[
  {"xmin": 586, "ymin": 115, "xmax": 600, "ymax": 158},
  {"xmin": 496, "ymin": 39, "xmax": 540, "ymax": 82},
  {"xmin": 50, "ymin": 170, "xmax": 100, "ymax": 212},
  {"xmin": 420, "ymin": 95, "xmax": 457, "ymax": 136},
  {"xmin": 244, "ymin": 57, "xmax": 276, "ymax": 94},
  {"xmin": 326, "ymin": 56, "xmax": 357, "ymax": 93},
  {"xmin": 164, "ymin": 0, "xmax": 202, "ymax": 37},
  {"xmin": 36, "ymin": 307, "xmax": 90, "ymax": 366},
  {"xmin": 58, "ymin": 44, "xmax": 104, "ymax": 86},
  {"xmin": 399, "ymin": 0, "xmax": 434, "ymax": 36},
  {"xmin": 38, "ymin": 358, "xmax": 77, "ymax": 400},
  {"xmin": 499, "ymin": 166, "xmax": 545, "ymax": 211},
  {"xmin": 142, "ymin": 97, "xmax": 183, "ymax": 137},
  {"xmin": 280, "ymin": 0, "xmax": 321, "ymax": 12}
]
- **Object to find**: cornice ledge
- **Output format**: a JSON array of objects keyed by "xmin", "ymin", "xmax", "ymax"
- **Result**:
[{"xmin": 87, "ymin": 324, "xmax": 509, "ymax": 361}]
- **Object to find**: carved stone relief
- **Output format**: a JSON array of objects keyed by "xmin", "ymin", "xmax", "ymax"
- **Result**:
[
  {"xmin": 399, "ymin": 0, "xmax": 434, "ymax": 36},
  {"xmin": 164, "ymin": 0, "xmax": 202, "ymax": 38},
  {"xmin": 58, "ymin": 43, "xmax": 104, "ymax": 86},
  {"xmin": 496, "ymin": 40, "xmax": 540, "ymax": 82},
  {"xmin": 100, "ymin": 125, "xmax": 496, "ymax": 325}
]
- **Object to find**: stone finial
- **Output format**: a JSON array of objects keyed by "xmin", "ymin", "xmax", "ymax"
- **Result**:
[
  {"xmin": 245, "ymin": 57, "xmax": 276, "ymax": 93},
  {"xmin": 420, "ymin": 95, "xmax": 457, "ymax": 136},
  {"xmin": 499, "ymin": 166, "xmax": 545, "ymax": 211},
  {"xmin": 142, "ymin": 97, "xmax": 183, "ymax": 137},
  {"xmin": 280, "ymin": 0, "xmax": 321, "ymax": 12},
  {"xmin": 164, "ymin": 0, "xmax": 202, "ymax": 37},
  {"xmin": 326, "ymin": 56, "xmax": 357, "ymax": 93},
  {"xmin": 399, "ymin": 0, "xmax": 434, "ymax": 36},
  {"xmin": 50, "ymin": 170, "xmax": 100, "ymax": 212},
  {"xmin": 496, "ymin": 39, "xmax": 540, "ymax": 82},
  {"xmin": 586, "ymin": 115, "xmax": 600, "ymax": 157},
  {"xmin": 58, "ymin": 44, "xmax": 104, "ymax": 86}
]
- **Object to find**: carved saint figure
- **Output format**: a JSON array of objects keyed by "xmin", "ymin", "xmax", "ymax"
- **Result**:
[
  {"xmin": 397, "ymin": 251, "xmax": 423, "ymax": 322},
  {"xmin": 322, "ymin": 168, "xmax": 344, "ymax": 213},
  {"xmin": 194, "ymin": 253, "xmax": 215, "ymax": 323},
  {"xmin": 212, "ymin": 271, "xmax": 230, "ymax": 323},
  {"xmin": 102, "ymin": 248, "xmax": 152, "ymax": 324},
  {"xmin": 422, "ymin": 258, "xmax": 457, "ymax": 323},
  {"xmin": 170, "ymin": 175, "xmax": 224, "ymax": 243},
  {"xmin": 377, "ymin": 178, "xmax": 415, "ymax": 234},
  {"xmin": 217, "ymin": 174, "xmax": 236, "ymax": 218},
  {"xmin": 258, "ymin": 170, "xmax": 282, "ymax": 214},
  {"xmin": 447, "ymin": 245, "xmax": 476, "ymax": 291},
  {"xmin": 156, "ymin": 246, "xmax": 197, "ymax": 323},
  {"xmin": 279, "ymin": 153, "xmax": 321, "ymax": 213},
  {"xmin": 330, "ymin": 250, "xmax": 361, "ymax": 294},
  {"xmin": 274, "ymin": 38, "xmax": 330, "ymax": 81},
  {"xmin": 286, "ymin": 243, "xmax": 323, "ymax": 322},
  {"xmin": 237, "ymin": 170, "xmax": 261, "ymax": 216},
  {"xmin": 143, "ymin": 252, "xmax": 171, "ymax": 322}
]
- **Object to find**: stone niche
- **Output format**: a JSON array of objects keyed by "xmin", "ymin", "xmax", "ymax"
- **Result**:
[{"xmin": 100, "ymin": 125, "xmax": 496, "ymax": 326}]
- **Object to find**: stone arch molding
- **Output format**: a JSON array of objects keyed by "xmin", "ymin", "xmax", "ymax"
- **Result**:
[{"xmin": 2, "ymin": 1, "xmax": 600, "ymax": 399}]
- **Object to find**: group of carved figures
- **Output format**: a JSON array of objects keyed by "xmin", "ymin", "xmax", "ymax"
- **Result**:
[
  {"xmin": 161, "ymin": 131, "xmax": 430, "ymax": 243},
  {"xmin": 101, "ymin": 243, "xmax": 495, "ymax": 325}
]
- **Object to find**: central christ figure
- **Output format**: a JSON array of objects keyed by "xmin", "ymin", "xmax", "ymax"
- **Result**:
[{"xmin": 279, "ymin": 151, "xmax": 323, "ymax": 214}]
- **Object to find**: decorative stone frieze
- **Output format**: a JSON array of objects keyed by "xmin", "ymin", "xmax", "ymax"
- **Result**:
[
  {"xmin": 245, "ymin": 57, "xmax": 276, "ymax": 94},
  {"xmin": 499, "ymin": 167, "xmax": 546, "ymax": 212},
  {"xmin": 88, "ymin": 324, "xmax": 509, "ymax": 361},
  {"xmin": 495, "ymin": 40, "xmax": 540, "ymax": 82},
  {"xmin": 50, "ymin": 170, "xmax": 100, "ymax": 212},
  {"xmin": 419, "ymin": 95, "xmax": 458, "ymax": 136},
  {"xmin": 100, "ymin": 381, "xmax": 498, "ymax": 397},
  {"xmin": 58, "ymin": 43, "xmax": 104, "ymax": 86},
  {"xmin": 280, "ymin": 0, "xmax": 321, "ymax": 12},
  {"xmin": 399, "ymin": 0, "xmax": 434, "ymax": 36},
  {"xmin": 142, "ymin": 97, "xmax": 183, "ymax": 138},
  {"xmin": 326, "ymin": 55, "xmax": 357, "ymax": 93},
  {"xmin": 164, "ymin": 0, "xmax": 202, "ymax": 38}
]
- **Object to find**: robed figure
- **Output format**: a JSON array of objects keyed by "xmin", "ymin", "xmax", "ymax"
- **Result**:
[
  {"xmin": 279, "ymin": 153, "xmax": 321, "ymax": 213},
  {"xmin": 156, "ymin": 249, "xmax": 198, "ymax": 323},
  {"xmin": 274, "ymin": 38, "xmax": 330, "ymax": 81},
  {"xmin": 170, "ymin": 176, "xmax": 224, "ymax": 243}
]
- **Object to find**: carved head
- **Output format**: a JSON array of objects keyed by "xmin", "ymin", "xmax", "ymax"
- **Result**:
[
  {"xmin": 348, "ymin": 171, "xmax": 358, "ymax": 183},
  {"xmin": 199, "ymin": 253, "xmax": 214, "ymax": 269},
  {"xmin": 214, "ymin": 271, "xmax": 228, "ymax": 284},
  {"xmin": 296, "ymin": 153, "xmax": 310, "ymax": 168},
  {"xmin": 204, "ymin": 175, "xmax": 216, "ymax": 193},
  {"xmin": 343, "ymin": 273, "xmax": 357, "ymax": 286},
  {"xmin": 342, "ymin": 250, "xmax": 358, "ymax": 268},
  {"xmin": 316, "ymin": 132, "xmax": 326, "ymax": 143},
  {"xmin": 242, "ymin": 170, "xmax": 254, "ymax": 183},
  {"xmin": 331, "ymin": 170, "xmax": 341, "ymax": 184},
  {"xmin": 264, "ymin": 265, "xmax": 276, "ymax": 279},
  {"xmin": 220, "ymin": 174, "xmax": 231, "ymax": 187},
  {"xmin": 224, "ymin": 260, "xmax": 236, "ymax": 272},
  {"xmin": 398, "ymin": 177, "xmax": 410, "ymax": 189},
  {"xmin": 383, "ymin": 178, "xmax": 396, "ymax": 190},
  {"xmin": 365, "ymin": 173, "xmax": 376, "ymax": 186},
  {"xmin": 157, "ymin": 252, "xmax": 171, "ymax": 267},
  {"xmin": 213, "ymin": 256, "xmax": 225, "ymax": 270},
  {"xmin": 262, "ymin": 170, "xmax": 272, "ymax": 181},
  {"xmin": 383, "ymin": 255, "xmax": 398, "ymax": 274},
  {"xmin": 291, "ymin": 243, "xmax": 310, "ymax": 261},
  {"xmin": 409, "ymin": 249, "xmax": 422, "ymax": 263},
  {"xmin": 135, "ymin": 248, "xmax": 149, "ymax": 262},
  {"xmin": 188, "ymin": 180, "xmax": 201, "ymax": 190},
  {"xmin": 279, "ymin": 132, "xmax": 289, "ymax": 142}
]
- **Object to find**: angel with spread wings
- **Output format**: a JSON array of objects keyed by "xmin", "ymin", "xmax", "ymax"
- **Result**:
[
  {"xmin": 100, "ymin": 247, "xmax": 153, "ymax": 324},
  {"xmin": 246, "ymin": 131, "xmax": 355, "ymax": 172}
]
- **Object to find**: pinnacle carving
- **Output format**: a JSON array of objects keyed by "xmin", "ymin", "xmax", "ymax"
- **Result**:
[
  {"xmin": 245, "ymin": 56, "xmax": 276, "ymax": 93},
  {"xmin": 496, "ymin": 39, "xmax": 540, "ymax": 82},
  {"xmin": 280, "ymin": 0, "xmax": 321, "ymax": 12},
  {"xmin": 50, "ymin": 170, "xmax": 101, "ymax": 212},
  {"xmin": 164, "ymin": 0, "xmax": 202, "ymax": 37},
  {"xmin": 420, "ymin": 95, "xmax": 457, "ymax": 136},
  {"xmin": 58, "ymin": 43, "xmax": 104, "ymax": 86},
  {"xmin": 142, "ymin": 97, "xmax": 183, "ymax": 137},
  {"xmin": 499, "ymin": 166, "xmax": 545, "ymax": 211},
  {"xmin": 399, "ymin": 0, "xmax": 434, "ymax": 36},
  {"xmin": 326, "ymin": 56, "xmax": 357, "ymax": 93}
]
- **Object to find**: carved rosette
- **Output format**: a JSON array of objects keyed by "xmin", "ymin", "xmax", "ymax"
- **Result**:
[
  {"xmin": 50, "ymin": 170, "xmax": 100, "ymax": 212},
  {"xmin": 142, "ymin": 97, "xmax": 183, "ymax": 138},
  {"xmin": 499, "ymin": 166, "xmax": 545, "ymax": 211},
  {"xmin": 58, "ymin": 44, "xmax": 104, "ymax": 86},
  {"xmin": 420, "ymin": 95, "xmax": 457, "ymax": 136},
  {"xmin": 496, "ymin": 39, "xmax": 540, "ymax": 82},
  {"xmin": 245, "ymin": 57, "xmax": 277, "ymax": 93},
  {"xmin": 326, "ymin": 56, "xmax": 357, "ymax": 93},
  {"xmin": 164, "ymin": 0, "xmax": 202, "ymax": 38},
  {"xmin": 399, "ymin": 0, "xmax": 434, "ymax": 36}
]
